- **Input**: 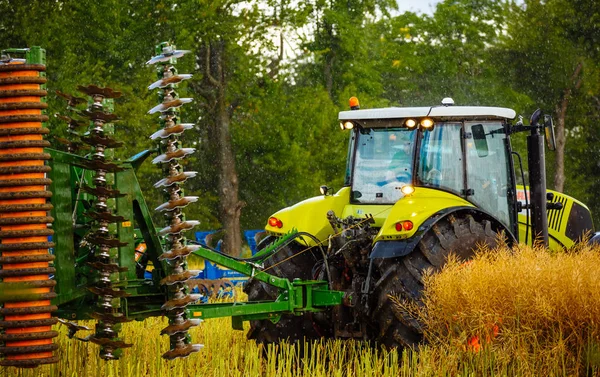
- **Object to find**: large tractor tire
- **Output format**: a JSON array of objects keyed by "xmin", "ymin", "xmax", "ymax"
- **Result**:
[
  {"xmin": 371, "ymin": 213, "xmax": 500, "ymax": 348},
  {"xmin": 244, "ymin": 237, "xmax": 327, "ymax": 344}
]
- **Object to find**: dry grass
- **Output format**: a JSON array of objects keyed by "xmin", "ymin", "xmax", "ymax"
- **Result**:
[
  {"xmin": 2, "ymin": 317, "xmax": 408, "ymax": 377},
  {"xmin": 4, "ymin": 244, "xmax": 600, "ymax": 376},
  {"xmin": 416, "ymin": 242, "xmax": 600, "ymax": 376}
]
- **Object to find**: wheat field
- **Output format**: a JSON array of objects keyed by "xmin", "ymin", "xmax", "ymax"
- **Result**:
[{"xmin": 3, "ymin": 243, "xmax": 600, "ymax": 376}]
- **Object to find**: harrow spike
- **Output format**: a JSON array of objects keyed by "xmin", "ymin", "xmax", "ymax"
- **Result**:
[
  {"xmin": 78, "ymin": 109, "xmax": 120, "ymax": 122},
  {"xmin": 154, "ymin": 171, "xmax": 197, "ymax": 188},
  {"xmin": 55, "ymin": 114, "xmax": 87, "ymax": 129},
  {"xmin": 187, "ymin": 279, "xmax": 235, "ymax": 298},
  {"xmin": 77, "ymin": 84, "xmax": 122, "ymax": 99},
  {"xmin": 161, "ymin": 295, "xmax": 202, "ymax": 311},
  {"xmin": 147, "ymin": 98, "xmax": 193, "ymax": 114},
  {"xmin": 55, "ymin": 90, "xmax": 87, "ymax": 107},
  {"xmin": 54, "ymin": 137, "xmax": 89, "ymax": 153},
  {"xmin": 155, "ymin": 196, "xmax": 199, "ymax": 212},
  {"xmin": 160, "ymin": 319, "xmax": 202, "ymax": 336},
  {"xmin": 58, "ymin": 319, "xmax": 91, "ymax": 339},
  {"xmin": 158, "ymin": 244, "xmax": 202, "ymax": 260},
  {"xmin": 159, "ymin": 270, "xmax": 201, "ymax": 286},
  {"xmin": 81, "ymin": 184, "xmax": 125, "ymax": 198},
  {"xmin": 146, "ymin": 49, "xmax": 191, "ymax": 65},
  {"xmin": 148, "ymin": 74, "xmax": 193, "ymax": 90},
  {"xmin": 80, "ymin": 159, "xmax": 124, "ymax": 172},
  {"xmin": 80, "ymin": 134, "xmax": 124, "ymax": 148},
  {"xmin": 162, "ymin": 343, "xmax": 203, "ymax": 360},
  {"xmin": 84, "ymin": 210, "xmax": 127, "ymax": 223},
  {"xmin": 158, "ymin": 220, "xmax": 201, "ymax": 236},
  {"xmin": 89, "ymin": 312, "xmax": 133, "ymax": 323},
  {"xmin": 152, "ymin": 148, "xmax": 196, "ymax": 164},
  {"xmin": 150, "ymin": 123, "xmax": 194, "ymax": 140}
]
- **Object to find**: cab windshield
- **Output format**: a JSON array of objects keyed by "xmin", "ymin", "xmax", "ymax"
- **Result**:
[
  {"xmin": 349, "ymin": 121, "xmax": 513, "ymax": 230},
  {"xmin": 351, "ymin": 127, "xmax": 416, "ymax": 203}
]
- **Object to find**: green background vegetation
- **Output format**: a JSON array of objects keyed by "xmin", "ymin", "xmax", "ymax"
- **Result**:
[{"xmin": 2, "ymin": 0, "xmax": 598, "ymax": 245}]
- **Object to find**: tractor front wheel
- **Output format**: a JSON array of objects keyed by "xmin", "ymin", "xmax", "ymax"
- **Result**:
[{"xmin": 244, "ymin": 237, "xmax": 327, "ymax": 344}]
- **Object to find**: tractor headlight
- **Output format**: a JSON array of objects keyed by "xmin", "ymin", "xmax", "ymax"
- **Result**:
[
  {"xmin": 400, "ymin": 184, "xmax": 415, "ymax": 196},
  {"xmin": 405, "ymin": 119, "xmax": 417, "ymax": 129},
  {"xmin": 343, "ymin": 121, "xmax": 354, "ymax": 130},
  {"xmin": 420, "ymin": 118, "xmax": 434, "ymax": 129}
]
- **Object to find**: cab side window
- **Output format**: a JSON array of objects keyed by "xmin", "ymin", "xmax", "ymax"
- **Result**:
[
  {"xmin": 465, "ymin": 122, "xmax": 511, "ymax": 228},
  {"xmin": 417, "ymin": 124, "xmax": 464, "ymax": 196}
]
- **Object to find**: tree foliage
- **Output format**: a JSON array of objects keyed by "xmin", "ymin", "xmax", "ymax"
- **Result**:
[{"xmin": 2, "ymin": 0, "xmax": 599, "ymax": 237}]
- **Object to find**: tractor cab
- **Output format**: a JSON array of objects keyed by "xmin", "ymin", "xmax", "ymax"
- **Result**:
[
  {"xmin": 264, "ymin": 98, "xmax": 593, "ymax": 251},
  {"xmin": 339, "ymin": 100, "xmax": 517, "ymax": 236}
]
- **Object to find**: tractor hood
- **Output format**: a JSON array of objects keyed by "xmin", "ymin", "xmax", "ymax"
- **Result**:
[
  {"xmin": 265, "ymin": 186, "xmax": 475, "ymax": 247},
  {"xmin": 265, "ymin": 187, "xmax": 351, "ymax": 243}
]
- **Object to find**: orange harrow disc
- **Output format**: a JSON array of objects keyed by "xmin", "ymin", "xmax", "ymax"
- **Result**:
[{"xmin": 0, "ymin": 62, "xmax": 58, "ymax": 368}]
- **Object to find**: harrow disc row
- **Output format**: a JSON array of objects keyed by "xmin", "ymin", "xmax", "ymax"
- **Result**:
[
  {"xmin": 147, "ymin": 42, "xmax": 202, "ymax": 360},
  {"xmin": 56, "ymin": 85, "xmax": 132, "ymax": 360},
  {"xmin": 0, "ymin": 55, "xmax": 58, "ymax": 367}
]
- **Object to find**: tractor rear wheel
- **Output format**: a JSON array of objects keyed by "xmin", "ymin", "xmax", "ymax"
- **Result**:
[
  {"xmin": 370, "ymin": 213, "xmax": 500, "ymax": 348},
  {"xmin": 244, "ymin": 237, "xmax": 327, "ymax": 344}
]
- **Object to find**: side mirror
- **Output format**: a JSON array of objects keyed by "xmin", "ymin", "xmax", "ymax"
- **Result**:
[
  {"xmin": 320, "ymin": 185, "xmax": 332, "ymax": 196},
  {"xmin": 544, "ymin": 114, "xmax": 556, "ymax": 151},
  {"xmin": 471, "ymin": 124, "xmax": 489, "ymax": 158},
  {"xmin": 530, "ymin": 108, "xmax": 542, "ymax": 127}
]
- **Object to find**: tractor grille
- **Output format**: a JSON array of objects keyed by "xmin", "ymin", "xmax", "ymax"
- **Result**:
[{"xmin": 547, "ymin": 193, "xmax": 568, "ymax": 232}]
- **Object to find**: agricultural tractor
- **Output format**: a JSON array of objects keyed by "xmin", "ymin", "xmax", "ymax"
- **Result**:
[
  {"xmin": 245, "ymin": 97, "xmax": 594, "ymax": 347},
  {"xmin": 0, "ymin": 44, "xmax": 593, "ymax": 369}
]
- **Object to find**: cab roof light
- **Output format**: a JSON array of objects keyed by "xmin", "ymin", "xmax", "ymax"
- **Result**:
[
  {"xmin": 405, "ymin": 118, "xmax": 417, "ymax": 129},
  {"xmin": 349, "ymin": 97, "xmax": 360, "ymax": 110},
  {"xmin": 420, "ymin": 117, "xmax": 434, "ymax": 129}
]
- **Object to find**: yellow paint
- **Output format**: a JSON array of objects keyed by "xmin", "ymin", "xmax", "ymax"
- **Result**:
[
  {"xmin": 264, "ymin": 186, "xmax": 473, "ymax": 246},
  {"xmin": 122, "ymin": 221, "xmax": 132, "ymax": 227},
  {"xmin": 265, "ymin": 187, "xmax": 351, "ymax": 246},
  {"xmin": 374, "ymin": 187, "xmax": 474, "ymax": 243},
  {"xmin": 516, "ymin": 186, "xmax": 592, "ymax": 249}
]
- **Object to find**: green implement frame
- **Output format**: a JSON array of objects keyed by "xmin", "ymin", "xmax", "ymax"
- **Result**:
[{"xmin": 46, "ymin": 147, "xmax": 344, "ymax": 325}]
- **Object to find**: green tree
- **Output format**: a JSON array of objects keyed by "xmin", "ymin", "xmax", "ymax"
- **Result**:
[{"xmin": 498, "ymin": 0, "xmax": 600, "ymax": 193}]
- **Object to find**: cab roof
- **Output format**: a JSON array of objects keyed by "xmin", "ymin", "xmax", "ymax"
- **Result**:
[{"xmin": 338, "ymin": 106, "xmax": 517, "ymax": 122}]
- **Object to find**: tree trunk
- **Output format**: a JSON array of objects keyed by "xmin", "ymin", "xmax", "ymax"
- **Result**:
[
  {"xmin": 553, "ymin": 62, "xmax": 583, "ymax": 192},
  {"xmin": 553, "ymin": 100, "xmax": 567, "ymax": 192},
  {"xmin": 323, "ymin": 21, "xmax": 334, "ymax": 99},
  {"xmin": 215, "ymin": 87, "xmax": 243, "ymax": 256},
  {"xmin": 195, "ymin": 41, "xmax": 243, "ymax": 256}
]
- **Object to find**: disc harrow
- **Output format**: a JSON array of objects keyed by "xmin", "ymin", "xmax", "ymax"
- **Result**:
[
  {"xmin": 147, "ymin": 41, "xmax": 202, "ymax": 360},
  {"xmin": 58, "ymin": 85, "xmax": 132, "ymax": 360},
  {"xmin": 0, "ymin": 48, "xmax": 58, "ymax": 368}
]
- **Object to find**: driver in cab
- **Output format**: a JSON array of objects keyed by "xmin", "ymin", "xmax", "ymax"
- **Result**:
[{"xmin": 385, "ymin": 133, "xmax": 413, "ymax": 184}]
